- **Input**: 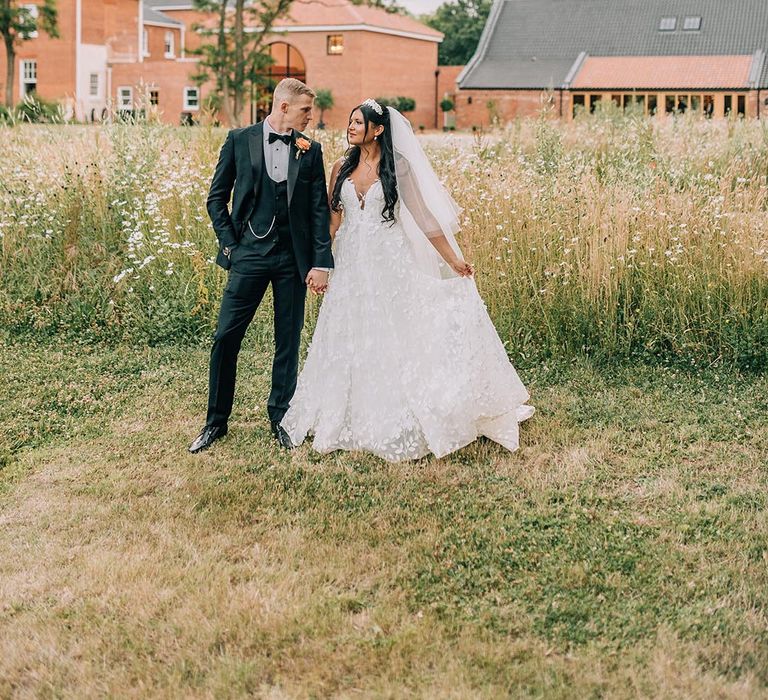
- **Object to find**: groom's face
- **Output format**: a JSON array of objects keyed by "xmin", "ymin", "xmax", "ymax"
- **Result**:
[{"xmin": 280, "ymin": 94, "xmax": 314, "ymax": 132}]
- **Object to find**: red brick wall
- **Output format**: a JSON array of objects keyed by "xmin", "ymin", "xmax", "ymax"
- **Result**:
[
  {"xmin": 144, "ymin": 25, "xmax": 182, "ymax": 61},
  {"xmin": 0, "ymin": 0, "xmax": 75, "ymax": 106},
  {"xmin": 455, "ymin": 89, "xmax": 564, "ymax": 128},
  {"xmin": 437, "ymin": 65, "xmax": 463, "ymax": 100},
  {"xmin": 82, "ymin": 0, "xmax": 107, "ymax": 44},
  {"xmin": 360, "ymin": 32, "xmax": 439, "ymax": 130},
  {"xmin": 106, "ymin": 0, "xmax": 140, "ymax": 57},
  {"xmin": 111, "ymin": 59, "xmax": 204, "ymax": 122}
]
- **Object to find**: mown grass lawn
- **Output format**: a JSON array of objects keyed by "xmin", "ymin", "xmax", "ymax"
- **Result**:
[{"xmin": 1, "ymin": 339, "xmax": 767, "ymax": 697}]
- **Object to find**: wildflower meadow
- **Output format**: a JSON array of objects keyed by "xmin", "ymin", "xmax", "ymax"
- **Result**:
[{"xmin": 2, "ymin": 109, "xmax": 767, "ymax": 365}]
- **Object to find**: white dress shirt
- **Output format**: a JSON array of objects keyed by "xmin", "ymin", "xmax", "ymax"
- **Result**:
[
  {"xmin": 262, "ymin": 116, "xmax": 329, "ymax": 274},
  {"xmin": 263, "ymin": 115, "xmax": 291, "ymax": 183}
]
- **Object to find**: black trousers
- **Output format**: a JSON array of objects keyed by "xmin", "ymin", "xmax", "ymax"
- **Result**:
[{"xmin": 206, "ymin": 247, "xmax": 306, "ymax": 427}]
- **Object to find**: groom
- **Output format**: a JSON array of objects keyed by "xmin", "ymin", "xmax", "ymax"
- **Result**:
[{"xmin": 189, "ymin": 78, "xmax": 333, "ymax": 454}]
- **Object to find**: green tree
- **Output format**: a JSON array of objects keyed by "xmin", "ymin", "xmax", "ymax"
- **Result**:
[
  {"xmin": 425, "ymin": 0, "xmax": 490, "ymax": 66},
  {"xmin": 190, "ymin": 0, "xmax": 292, "ymax": 127},
  {"xmin": 314, "ymin": 88, "xmax": 333, "ymax": 129},
  {"xmin": 376, "ymin": 96, "xmax": 415, "ymax": 113},
  {"xmin": 0, "ymin": 0, "xmax": 59, "ymax": 108}
]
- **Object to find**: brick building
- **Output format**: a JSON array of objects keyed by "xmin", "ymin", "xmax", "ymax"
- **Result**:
[
  {"xmin": 451, "ymin": 0, "xmax": 768, "ymax": 128},
  {"xmin": 0, "ymin": 0, "xmax": 445, "ymax": 128},
  {"xmin": 0, "ymin": 0, "xmax": 142, "ymax": 121}
]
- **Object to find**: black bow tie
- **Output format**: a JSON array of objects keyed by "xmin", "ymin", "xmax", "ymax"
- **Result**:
[{"xmin": 268, "ymin": 132, "xmax": 292, "ymax": 145}]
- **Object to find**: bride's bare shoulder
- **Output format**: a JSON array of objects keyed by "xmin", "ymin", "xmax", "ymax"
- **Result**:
[{"xmin": 329, "ymin": 157, "xmax": 346, "ymax": 185}]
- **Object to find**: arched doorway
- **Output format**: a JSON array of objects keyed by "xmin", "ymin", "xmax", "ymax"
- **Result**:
[{"xmin": 252, "ymin": 42, "xmax": 307, "ymax": 122}]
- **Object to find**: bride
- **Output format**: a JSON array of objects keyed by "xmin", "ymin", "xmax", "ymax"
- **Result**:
[{"xmin": 280, "ymin": 99, "xmax": 534, "ymax": 462}]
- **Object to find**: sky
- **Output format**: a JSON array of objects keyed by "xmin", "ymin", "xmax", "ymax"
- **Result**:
[{"xmin": 399, "ymin": 0, "xmax": 445, "ymax": 17}]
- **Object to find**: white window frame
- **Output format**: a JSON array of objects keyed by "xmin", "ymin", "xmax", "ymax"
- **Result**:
[
  {"xmin": 659, "ymin": 17, "xmax": 676, "ymax": 31},
  {"xmin": 164, "ymin": 31, "xmax": 175, "ymax": 58},
  {"xmin": 21, "ymin": 4, "xmax": 38, "ymax": 38},
  {"xmin": 683, "ymin": 16, "xmax": 701, "ymax": 31},
  {"xmin": 142, "ymin": 29, "xmax": 150, "ymax": 57},
  {"xmin": 183, "ymin": 86, "xmax": 199, "ymax": 111},
  {"xmin": 89, "ymin": 72, "xmax": 99, "ymax": 97},
  {"xmin": 117, "ymin": 86, "xmax": 133, "ymax": 109},
  {"xmin": 327, "ymin": 34, "xmax": 344, "ymax": 55},
  {"xmin": 20, "ymin": 59, "xmax": 37, "ymax": 96}
]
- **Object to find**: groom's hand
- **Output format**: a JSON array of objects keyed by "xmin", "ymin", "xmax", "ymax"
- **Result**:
[{"xmin": 305, "ymin": 269, "xmax": 329, "ymax": 295}]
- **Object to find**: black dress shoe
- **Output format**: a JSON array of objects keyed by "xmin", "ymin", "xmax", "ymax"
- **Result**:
[
  {"xmin": 271, "ymin": 421, "xmax": 295, "ymax": 450},
  {"xmin": 188, "ymin": 425, "xmax": 228, "ymax": 454}
]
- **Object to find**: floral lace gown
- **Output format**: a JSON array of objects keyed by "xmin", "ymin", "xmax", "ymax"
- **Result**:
[{"xmin": 280, "ymin": 178, "xmax": 534, "ymax": 462}]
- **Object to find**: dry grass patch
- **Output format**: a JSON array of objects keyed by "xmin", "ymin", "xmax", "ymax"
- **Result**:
[{"xmin": 0, "ymin": 342, "xmax": 766, "ymax": 697}]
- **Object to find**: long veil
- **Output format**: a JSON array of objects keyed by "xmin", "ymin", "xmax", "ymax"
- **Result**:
[{"xmin": 388, "ymin": 107, "xmax": 465, "ymax": 279}]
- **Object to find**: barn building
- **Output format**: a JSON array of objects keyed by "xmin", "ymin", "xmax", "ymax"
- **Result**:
[{"xmin": 453, "ymin": 0, "xmax": 768, "ymax": 128}]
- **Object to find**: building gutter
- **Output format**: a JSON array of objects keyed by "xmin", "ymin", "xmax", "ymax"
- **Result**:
[
  {"xmin": 75, "ymin": 0, "xmax": 81, "ymax": 111},
  {"xmin": 139, "ymin": 0, "xmax": 144, "ymax": 63}
]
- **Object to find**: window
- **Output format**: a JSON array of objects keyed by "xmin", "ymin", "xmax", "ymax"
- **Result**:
[
  {"xmin": 629, "ymin": 94, "xmax": 645, "ymax": 113},
  {"xmin": 572, "ymin": 93, "xmax": 585, "ymax": 117},
  {"xmin": 183, "ymin": 86, "xmax": 199, "ymax": 110},
  {"xmin": 690, "ymin": 95, "xmax": 700, "ymax": 111},
  {"xmin": 589, "ymin": 94, "xmax": 601, "ymax": 113},
  {"xmin": 665, "ymin": 95, "xmax": 675, "ymax": 113},
  {"xmin": 703, "ymin": 95, "xmax": 714, "ymax": 118},
  {"xmin": 164, "ymin": 31, "xmax": 174, "ymax": 58},
  {"xmin": 659, "ymin": 17, "xmax": 676, "ymax": 31},
  {"xmin": 262, "ymin": 42, "xmax": 306, "ymax": 81},
  {"xmin": 724, "ymin": 94, "xmax": 733, "ymax": 115},
  {"xmin": 683, "ymin": 16, "xmax": 701, "ymax": 30},
  {"xmin": 143, "ymin": 29, "xmax": 150, "ymax": 57},
  {"xmin": 327, "ymin": 34, "xmax": 344, "ymax": 55},
  {"xmin": 648, "ymin": 95, "xmax": 658, "ymax": 115},
  {"xmin": 737, "ymin": 94, "xmax": 746, "ymax": 116},
  {"xmin": 89, "ymin": 73, "xmax": 99, "ymax": 97},
  {"xmin": 150, "ymin": 89, "xmax": 159, "ymax": 106},
  {"xmin": 20, "ymin": 59, "xmax": 37, "ymax": 96},
  {"xmin": 118, "ymin": 86, "xmax": 133, "ymax": 109},
  {"xmin": 21, "ymin": 4, "xmax": 38, "ymax": 38}
]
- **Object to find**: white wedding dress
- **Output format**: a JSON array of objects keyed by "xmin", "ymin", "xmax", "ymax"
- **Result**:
[{"xmin": 280, "ymin": 176, "xmax": 534, "ymax": 462}]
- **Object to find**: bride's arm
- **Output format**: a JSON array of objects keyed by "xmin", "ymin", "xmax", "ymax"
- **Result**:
[
  {"xmin": 328, "ymin": 158, "xmax": 345, "ymax": 241},
  {"xmin": 397, "ymin": 160, "xmax": 474, "ymax": 277}
]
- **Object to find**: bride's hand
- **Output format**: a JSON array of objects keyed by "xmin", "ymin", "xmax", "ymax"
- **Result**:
[{"xmin": 449, "ymin": 258, "xmax": 474, "ymax": 277}]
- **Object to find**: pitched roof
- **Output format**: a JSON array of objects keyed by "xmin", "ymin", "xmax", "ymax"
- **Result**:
[
  {"xmin": 142, "ymin": 3, "xmax": 183, "ymax": 27},
  {"xmin": 144, "ymin": 0, "xmax": 442, "ymax": 41},
  {"xmin": 275, "ymin": 0, "xmax": 443, "ymax": 40},
  {"xmin": 459, "ymin": 0, "xmax": 768, "ymax": 89},
  {"xmin": 572, "ymin": 55, "xmax": 754, "ymax": 90}
]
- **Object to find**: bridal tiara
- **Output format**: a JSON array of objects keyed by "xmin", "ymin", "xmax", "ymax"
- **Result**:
[{"xmin": 362, "ymin": 98, "xmax": 384, "ymax": 115}]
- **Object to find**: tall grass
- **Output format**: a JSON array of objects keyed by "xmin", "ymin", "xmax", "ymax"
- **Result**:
[{"xmin": 1, "ymin": 109, "xmax": 767, "ymax": 367}]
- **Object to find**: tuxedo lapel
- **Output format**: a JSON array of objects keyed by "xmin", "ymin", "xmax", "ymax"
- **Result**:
[
  {"xmin": 287, "ymin": 133, "xmax": 300, "ymax": 205},
  {"xmin": 248, "ymin": 123, "xmax": 264, "ymax": 197}
]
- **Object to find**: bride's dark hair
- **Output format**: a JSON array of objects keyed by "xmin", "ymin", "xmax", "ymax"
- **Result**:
[{"xmin": 330, "ymin": 103, "xmax": 398, "ymax": 223}]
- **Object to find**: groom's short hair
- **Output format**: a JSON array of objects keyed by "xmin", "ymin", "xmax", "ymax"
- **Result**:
[{"xmin": 273, "ymin": 78, "xmax": 316, "ymax": 103}]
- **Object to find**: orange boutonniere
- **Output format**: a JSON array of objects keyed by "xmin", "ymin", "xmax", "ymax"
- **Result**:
[{"xmin": 295, "ymin": 136, "xmax": 311, "ymax": 160}]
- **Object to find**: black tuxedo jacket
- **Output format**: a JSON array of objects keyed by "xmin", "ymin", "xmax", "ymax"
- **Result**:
[{"xmin": 206, "ymin": 122, "xmax": 333, "ymax": 279}]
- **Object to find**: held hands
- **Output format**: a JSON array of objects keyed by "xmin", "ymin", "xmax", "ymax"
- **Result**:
[
  {"xmin": 449, "ymin": 258, "xmax": 475, "ymax": 277},
  {"xmin": 305, "ymin": 269, "xmax": 329, "ymax": 295}
]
